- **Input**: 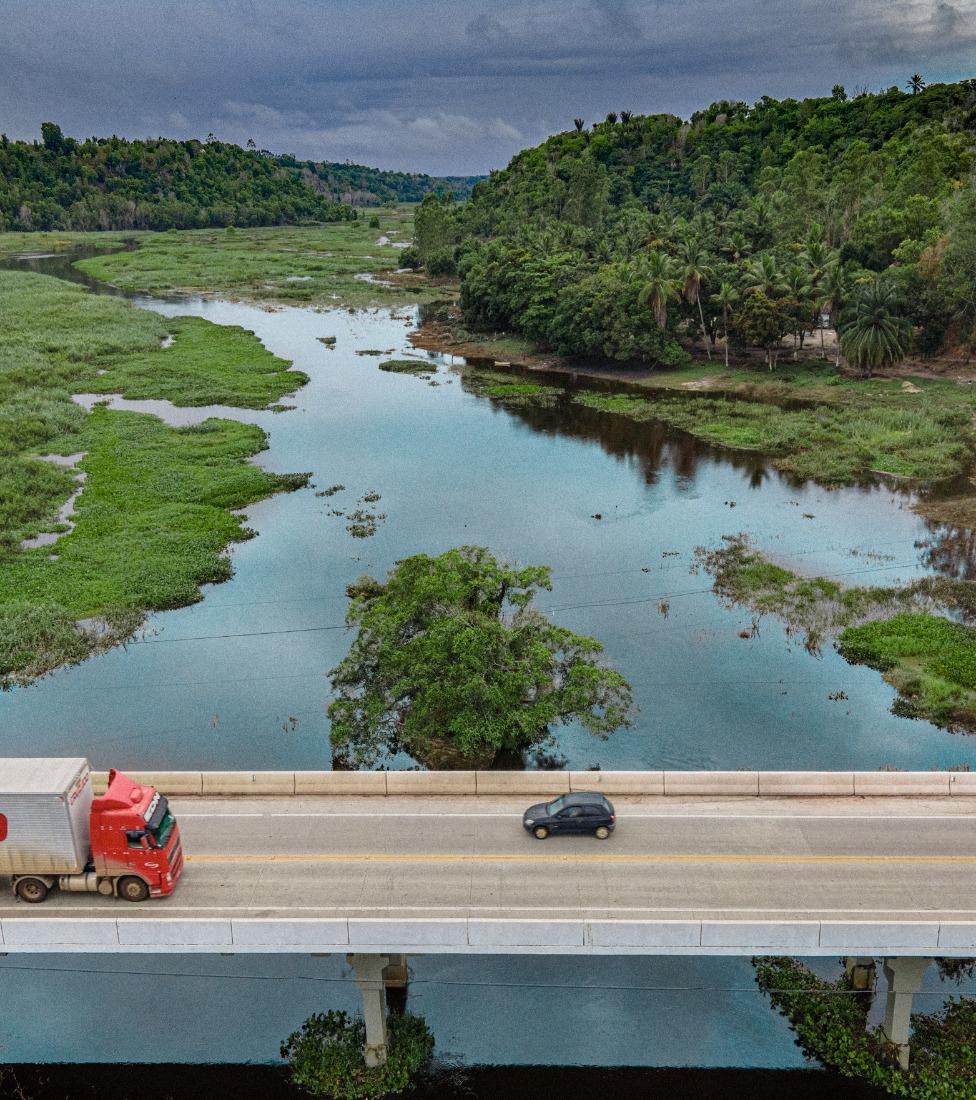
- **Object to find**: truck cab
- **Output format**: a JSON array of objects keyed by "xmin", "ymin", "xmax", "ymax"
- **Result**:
[{"xmin": 90, "ymin": 769, "xmax": 185, "ymax": 901}]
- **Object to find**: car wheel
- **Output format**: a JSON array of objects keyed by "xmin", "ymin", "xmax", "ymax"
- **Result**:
[
  {"xmin": 118, "ymin": 876, "xmax": 150, "ymax": 902},
  {"xmin": 594, "ymin": 826, "xmax": 610, "ymax": 840},
  {"xmin": 533, "ymin": 826, "xmax": 549, "ymax": 840},
  {"xmin": 15, "ymin": 877, "xmax": 49, "ymax": 903}
]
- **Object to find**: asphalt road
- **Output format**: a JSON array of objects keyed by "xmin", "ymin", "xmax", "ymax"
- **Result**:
[{"xmin": 3, "ymin": 796, "xmax": 975, "ymax": 922}]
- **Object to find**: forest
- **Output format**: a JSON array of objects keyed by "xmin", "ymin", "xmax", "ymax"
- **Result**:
[
  {"xmin": 411, "ymin": 78, "xmax": 976, "ymax": 372},
  {"xmin": 0, "ymin": 125, "xmax": 462, "ymax": 231}
]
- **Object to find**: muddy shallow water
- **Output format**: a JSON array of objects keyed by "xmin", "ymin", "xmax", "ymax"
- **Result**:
[{"xmin": 2, "ymin": 255, "xmax": 976, "ymax": 771}]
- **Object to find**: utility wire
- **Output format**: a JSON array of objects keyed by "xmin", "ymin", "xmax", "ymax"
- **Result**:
[{"xmin": 0, "ymin": 962, "xmax": 963, "ymax": 996}]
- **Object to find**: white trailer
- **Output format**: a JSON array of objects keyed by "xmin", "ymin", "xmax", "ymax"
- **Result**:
[{"xmin": 0, "ymin": 758, "xmax": 93, "ymax": 876}]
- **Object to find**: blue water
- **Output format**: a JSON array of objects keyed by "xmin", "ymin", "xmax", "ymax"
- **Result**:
[{"xmin": 1, "ymin": 291, "xmax": 974, "ymax": 771}]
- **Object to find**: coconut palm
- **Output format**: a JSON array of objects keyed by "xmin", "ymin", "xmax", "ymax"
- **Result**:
[
  {"xmin": 820, "ymin": 262, "xmax": 851, "ymax": 366},
  {"xmin": 714, "ymin": 282, "xmax": 739, "ymax": 368},
  {"xmin": 907, "ymin": 73, "xmax": 926, "ymax": 95},
  {"xmin": 638, "ymin": 251, "xmax": 681, "ymax": 329},
  {"xmin": 800, "ymin": 240, "xmax": 839, "ymax": 355},
  {"xmin": 605, "ymin": 112, "xmax": 618, "ymax": 125},
  {"xmin": 678, "ymin": 239, "xmax": 714, "ymax": 358},
  {"xmin": 573, "ymin": 118, "xmax": 585, "ymax": 133},
  {"xmin": 839, "ymin": 280, "xmax": 912, "ymax": 377},
  {"xmin": 782, "ymin": 263, "xmax": 814, "ymax": 355},
  {"xmin": 742, "ymin": 253, "xmax": 787, "ymax": 298}
]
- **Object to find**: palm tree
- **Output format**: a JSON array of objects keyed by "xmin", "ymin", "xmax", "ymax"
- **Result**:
[
  {"xmin": 839, "ymin": 280, "xmax": 912, "ymax": 377},
  {"xmin": 742, "ymin": 253, "xmax": 786, "ymax": 298},
  {"xmin": 820, "ymin": 262, "xmax": 850, "ymax": 367},
  {"xmin": 714, "ymin": 282, "xmax": 739, "ymax": 368},
  {"xmin": 573, "ymin": 118, "xmax": 585, "ymax": 133},
  {"xmin": 620, "ymin": 111, "xmax": 633, "ymax": 124},
  {"xmin": 782, "ymin": 263, "xmax": 814, "ymax": 355},
  {"xmin": 638, "ymin": 251, "xmax": 681, "ymax": 329},
  {"xmin": 605, "ymin": 112, "xmax": 618, "ymax": 125},
  {"xmin": 906, "ymin": 73, "xmax": 926, "ymax": 95},
  {"xmin": 800, "ymin": 240, "xmax": 839, "ymax": 356},
  {"xmin": 678, "ymin": 239, "xmax": 713, "ymax": 358}
]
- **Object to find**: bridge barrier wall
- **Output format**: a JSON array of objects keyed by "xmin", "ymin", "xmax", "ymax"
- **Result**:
[
  {"xmin": 90, "ymin": 770, "xmax": 976, "ymax": 797},
  {"xmin": 3, "ymin": 917, "xmax": 975, "ymax": 956}
]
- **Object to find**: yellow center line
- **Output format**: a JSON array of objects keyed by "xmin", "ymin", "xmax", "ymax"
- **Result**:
[{"xmin": 185, "ymin": 852, "xmax": 976, "ymax": 865}]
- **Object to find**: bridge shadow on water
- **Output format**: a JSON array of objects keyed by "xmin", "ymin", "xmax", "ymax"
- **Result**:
[{"xmin": 1, "ymin": 1064, "xmax": 889, "ymax": 1100}]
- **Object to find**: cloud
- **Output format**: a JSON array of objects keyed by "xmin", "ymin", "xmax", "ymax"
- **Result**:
[{"xmin": 0, "ymin": 0, "xmax": 973, "ymax": 174}]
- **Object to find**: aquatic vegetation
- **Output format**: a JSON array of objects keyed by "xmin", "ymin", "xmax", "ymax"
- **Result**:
[
  {"xmin": 699, "ymin": 535, "xmax": 976, "ymax": 731},
  {"xmin": 756, "ymin": 958, "xmax": 976, "ymax": 1098},
  {"xmin": 72, "ymin": 211, "xmax": 443, "ymax": 309},
  {"xmin": 345, "ymin": 508, "xmax": 386, "ymax": 538},
  {"xmin": 0, "ymin": 268, "xmax": 308, "ymax": 683},
  {"xmin": 574, "ymin": 389, "xmax": 970, "ymax": 484},
  {"xmin": 379, "ymin": 358, "xmax": 434, "ymax": 376},
  {"xmin": 315, "ymin": 484, "xmax": 346, "ymax": 497}
]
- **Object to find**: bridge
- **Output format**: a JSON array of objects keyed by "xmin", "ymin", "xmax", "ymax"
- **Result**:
[{"xmin": 3, "ymin": 769, "xmax": 975, "ymax": 1068}]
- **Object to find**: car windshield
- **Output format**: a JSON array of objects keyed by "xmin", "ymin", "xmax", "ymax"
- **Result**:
[
  {"xmin": 148, "ymin": 809, "xmax": 176, "ymax": 848},
  {"xmin": 545, "ymin": 796, "xmax": 568, "ymax": 816}
]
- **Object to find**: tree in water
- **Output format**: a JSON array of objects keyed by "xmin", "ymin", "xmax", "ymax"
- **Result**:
[
  {"xmin": 840, "ymin": 279, "xmax": 912, "ymax": 377},
  {"xmin": 328, "ymin": 547, "xmax": 633, "ymax": 769}
]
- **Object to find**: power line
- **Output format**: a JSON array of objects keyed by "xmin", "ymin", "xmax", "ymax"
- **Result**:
[{"xmin": 0, "ymin": 961, "xmax": 963, "ymax": 997}]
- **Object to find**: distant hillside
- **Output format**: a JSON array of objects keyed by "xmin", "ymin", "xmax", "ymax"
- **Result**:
[
  {"xmin": 0, "ymin": 126, "xmax": 357, "ymax": 231},
  {"xmin": 284, "ymin": 156, "xmax": 482, "ymax": 206}
]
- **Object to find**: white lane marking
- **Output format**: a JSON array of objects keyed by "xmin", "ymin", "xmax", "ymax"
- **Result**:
[{"xmin": 173, "ymin": 812, "xmax": 976, "ymax": 821}]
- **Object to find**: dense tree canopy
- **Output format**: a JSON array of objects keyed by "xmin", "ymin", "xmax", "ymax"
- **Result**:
[
  {"xmin": 0, "ymin": 126, "xmax": 477, "ymax": 231},
  {"xmin": 419, "ymin": 79, "xmax": 976, "ymax": 367},
  {"xmin": 328, "ymin": 546, "xmax": 633, "ymax": 769}
]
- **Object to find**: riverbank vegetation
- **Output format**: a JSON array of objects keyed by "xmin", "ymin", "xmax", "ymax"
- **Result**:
[
  {"xmin": 328, "ymin": 546, "xmax": 633, "ymax": 769},
  {"xmin": 755, "ymin": 958, "xmax": 975, "ymax": 1098},
  {"xmin": 0, "ymin": 269, "xmax": 308, "ymax": 684},
  {"xmin": 72, "ymin": 208, "xmax": 440, "ymax": 309},
  {"xmin": 417, "ymin": 80, "xmax": 976, "ymax": 370},
  {"xmin": 698, "ymin": 535, "xmax": 976, "ymax": 731}
]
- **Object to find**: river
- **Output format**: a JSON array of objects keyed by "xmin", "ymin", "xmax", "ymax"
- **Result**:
[{"xmin": 1, "ymin": 253, "xmax": 973, "ymax": 1079}]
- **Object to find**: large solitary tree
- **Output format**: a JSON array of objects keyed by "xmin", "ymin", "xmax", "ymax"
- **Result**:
[{"xmin": 328, "ymin": 547, "xmax": 633, "ymax": 769}]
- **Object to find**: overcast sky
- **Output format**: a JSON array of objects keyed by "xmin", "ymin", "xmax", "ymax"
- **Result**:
[{"xmin": 2, "ymin": 0, "xmax": 974, "ymax": 176}]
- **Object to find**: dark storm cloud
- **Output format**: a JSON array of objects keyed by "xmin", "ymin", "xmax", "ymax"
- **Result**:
[{"xmin": 0, "ymin": 0, "xmax": 973, "ymax": 175}]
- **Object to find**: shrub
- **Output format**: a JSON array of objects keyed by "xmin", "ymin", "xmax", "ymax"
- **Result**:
[{"xmin": 281, "ymin": 1010, "xmax": 434, "ymax": 1100}]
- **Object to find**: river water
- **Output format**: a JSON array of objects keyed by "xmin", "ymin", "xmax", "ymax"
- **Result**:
[
  {"xmin": 2, "ymin": 258, "xmax": 976, "ymax": 770},
  {"xmin": 1, "ymin": 255, "xmax": 974, "ymax": 1073}
]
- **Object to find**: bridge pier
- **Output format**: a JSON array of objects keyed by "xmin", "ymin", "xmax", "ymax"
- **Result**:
[
  {"xmin": 880, "ymin": 957, "xmax": 930, "ymax": 1071},
  {"xmin": 844, "ymin": 956, "xmax": 877, "ymax": 992},
  {"xmin": 347, "ymin": 953, "xmax": 410, "ymax": 1067}
]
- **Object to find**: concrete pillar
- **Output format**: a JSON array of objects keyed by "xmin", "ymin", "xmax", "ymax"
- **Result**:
[
  {"xmin": 844, "ymin": 956, "xmax": 877, "ymax": 992},
  {"xmin": 383, "ymin": 953, "xmax": 409, "ymax": 1016},
  {"xmin": 880, "ymin": 957, "xmax": 930, "ymax": 1071},
  {"xmin": 347, "ymin": 953, "xmax": 389, "ymax": 1068}
]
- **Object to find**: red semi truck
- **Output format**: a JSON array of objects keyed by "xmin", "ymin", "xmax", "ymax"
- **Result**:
[{"xmin": 0, "ymin": 758, "xmax": 184, "ymax": 903}]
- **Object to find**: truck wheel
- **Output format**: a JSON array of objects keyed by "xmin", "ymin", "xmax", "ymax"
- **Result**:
[
  {"xmin": 118, "ymin": 876, "xmax": 150, "ymax": 903},
  {"xmin": 15, "ymin": 877, "xmax": 49, "ymax": 903}
]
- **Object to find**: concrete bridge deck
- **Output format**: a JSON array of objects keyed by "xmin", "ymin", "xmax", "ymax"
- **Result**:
[{"xmin": 3, "ymin": 793, "xmax": 976, "ymax": 954}]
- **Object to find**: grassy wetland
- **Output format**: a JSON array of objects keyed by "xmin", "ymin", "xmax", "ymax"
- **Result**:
[
  {"xmin": 699, "ymin": 535, "xmax": 976, "ymax": 733},
  {"xmin": 70, "ymin": 206, "xmax": 443, "ymax": 309},
  {"xmin": 0, "ymin": 268, "xmax": 307, "ymax": 685}
]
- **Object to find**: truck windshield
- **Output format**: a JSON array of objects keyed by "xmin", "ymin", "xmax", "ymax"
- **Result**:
[
  {"xmin": 146, "ymin": 795, "xmax": 176, "ymax": 848},
  {"xmin": 148, "ymin": 809, "xmax": 176, "ymax": 848}
]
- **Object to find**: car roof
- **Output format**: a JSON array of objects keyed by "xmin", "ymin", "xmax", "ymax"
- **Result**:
[{"xmin": 561, "ymin": 790, "xmax": 609, "ymax": 804}]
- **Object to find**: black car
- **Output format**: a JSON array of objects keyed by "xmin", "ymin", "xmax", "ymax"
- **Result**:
[{"xmin": 522, "ymin": 791, "xmax": 616, "ymax": 839}]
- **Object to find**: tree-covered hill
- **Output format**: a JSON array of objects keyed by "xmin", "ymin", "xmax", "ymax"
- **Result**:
[
  {"xmin": 414, "ymin": 79, "xmax": 976, "ymax": 369},
  {"xmin": 0, "ymin": 125, "xmax": 474, "ymax": 231},
  {"xmin": 286, "ymin": 157, "xmax": 481, "ymax": 206}
]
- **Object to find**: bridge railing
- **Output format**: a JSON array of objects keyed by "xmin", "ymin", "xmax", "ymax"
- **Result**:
[{"xmin": 91, "ymin": 770, "xmax": 976, "ymax": 797}]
